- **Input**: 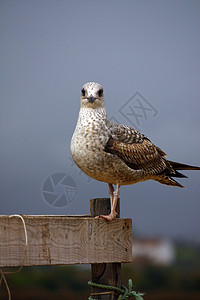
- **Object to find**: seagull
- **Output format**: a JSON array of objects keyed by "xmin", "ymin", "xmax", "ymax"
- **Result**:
[{"xmin": 70, "ymin": 82, "xmax": 200, "ymax": 221}]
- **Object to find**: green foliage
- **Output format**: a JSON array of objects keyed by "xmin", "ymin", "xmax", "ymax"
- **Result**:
[{"xmin": 88, "ymin": 279, "xmax": 144, "ymax": 300}]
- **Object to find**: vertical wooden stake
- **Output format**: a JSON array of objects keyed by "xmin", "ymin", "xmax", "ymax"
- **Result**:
[{"xmin": 90, "ymin": 198, "xmax": 121, "ymax": 300}]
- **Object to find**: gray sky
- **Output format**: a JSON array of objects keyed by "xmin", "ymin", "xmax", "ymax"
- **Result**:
[{"xmin": 0, "ymin": 0, "xmax": 200, "ymax": 242}]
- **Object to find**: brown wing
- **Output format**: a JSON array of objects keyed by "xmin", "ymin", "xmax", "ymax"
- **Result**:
[{"xmin": 105, "ymin": 137, "xmax": 171, "ymax": 176}]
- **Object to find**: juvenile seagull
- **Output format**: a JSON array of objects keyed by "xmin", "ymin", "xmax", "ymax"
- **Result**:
[{"xmin": 70, "ymin": 82, "xmax": 200, "ymax": 221}]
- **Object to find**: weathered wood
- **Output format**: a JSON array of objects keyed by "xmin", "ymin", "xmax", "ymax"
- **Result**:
[
  {"xmin": 0, "ymin": 215, "xmax": 132, "ymax": 267},
  {"xmin": 91, "ymin": 263, "xmax": 121, "ymax": 299},
  {"xmin": 90, "ymin": 198, "xmax": 126, "ymax": 300},
  {"xmin": 90, "ymin": 198, "xmax": 120, "ymax": 218}
]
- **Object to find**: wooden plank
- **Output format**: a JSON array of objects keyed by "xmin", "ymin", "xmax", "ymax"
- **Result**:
[{"xmin": 0, "ymin": 215, "xmax": 132, "ymax": 267}]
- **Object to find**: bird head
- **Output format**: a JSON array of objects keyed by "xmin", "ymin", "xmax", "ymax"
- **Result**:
[{"xmin": 80, "ymin": 82, "xmax": 105, "ymax": 109}]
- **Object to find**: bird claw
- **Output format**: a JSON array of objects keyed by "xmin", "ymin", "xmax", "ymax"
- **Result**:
[{"xmin": 95, "ymin": 211, "xmax": 118, "ymax": 221}]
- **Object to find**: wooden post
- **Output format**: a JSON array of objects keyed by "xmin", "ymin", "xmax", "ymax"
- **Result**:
[{"xmin": 90, "ymin": 198, "xmax": 121, "ymax": 300}]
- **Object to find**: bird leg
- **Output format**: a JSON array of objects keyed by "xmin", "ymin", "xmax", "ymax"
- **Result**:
[
  {"xmin": 108, "ymin": 183, "xmax": 114, "ymax": 207},
  {"xmin": 96, "ymin": 184, "xmax": 120, "ymax": 221}
]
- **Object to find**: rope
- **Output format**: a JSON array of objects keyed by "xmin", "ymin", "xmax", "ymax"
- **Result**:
[
  {"xmin": 88, "ymin": 279, "xmax": 144, "ymax": 299},
  {"xmin": 0, "ymin": 214, "xmax": 28, "ymax": 300}
]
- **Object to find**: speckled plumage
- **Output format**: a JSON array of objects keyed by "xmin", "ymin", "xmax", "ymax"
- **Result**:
[{"xmin": 70, "ymin": 82, "xmax": 200, "ymax": 220}]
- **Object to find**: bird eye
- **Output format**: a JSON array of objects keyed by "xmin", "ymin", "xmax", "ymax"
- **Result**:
[
  {"xmin": 98, "ymin": 88, "xmax": 103, "ymax": 97},
  {"xmin": 81, "ymin": 88, "xmax": 86, "ymax": 97}
]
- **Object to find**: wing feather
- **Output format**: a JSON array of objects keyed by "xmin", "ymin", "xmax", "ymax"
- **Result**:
[
  {"xmin": 105, "ymin": 123, "xmax": 199, "ymax": 187},
  {"xmin": 105, "ymin": 137, "xmax": 169, "ymax": 175}
]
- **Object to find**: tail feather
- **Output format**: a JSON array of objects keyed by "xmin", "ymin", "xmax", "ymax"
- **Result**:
[
  {"xmin": 154, "ymin": 160, "xmax": 199, "ymax": 188},
  {"xmin": 168, "ymin": 161, "xmax": 200, "ymax": 171},
  {"xmin": 171, "ymin": 170, "xmax": 187, "ymax": 178},
  {"xmin": 153, "ymin": 175, "xmax": 185, "ymax": 188}
]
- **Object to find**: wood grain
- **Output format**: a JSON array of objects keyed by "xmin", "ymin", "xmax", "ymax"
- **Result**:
[
  {"xmin": 0, "ymin": 215, "xmax": 132, "ymax": 267},
  {"xmin": 90, "ymin": 198, "xmax": 122, "ymax": 300}
]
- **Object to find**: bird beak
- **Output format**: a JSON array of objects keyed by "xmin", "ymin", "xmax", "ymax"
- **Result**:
[{"xmin": 88, "ymin": 95, "xmax": 95, "ymax": 103}]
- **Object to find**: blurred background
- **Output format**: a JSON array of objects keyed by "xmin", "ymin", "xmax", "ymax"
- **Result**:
[{"xmin": 0, "ymin": 0, "xmax": 200, "ymax": 299}]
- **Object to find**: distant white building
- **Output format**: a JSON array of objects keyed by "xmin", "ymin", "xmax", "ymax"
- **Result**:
[{"xmin": 132, "ymin": 238, "xmax": 175, "ymax": 265}]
